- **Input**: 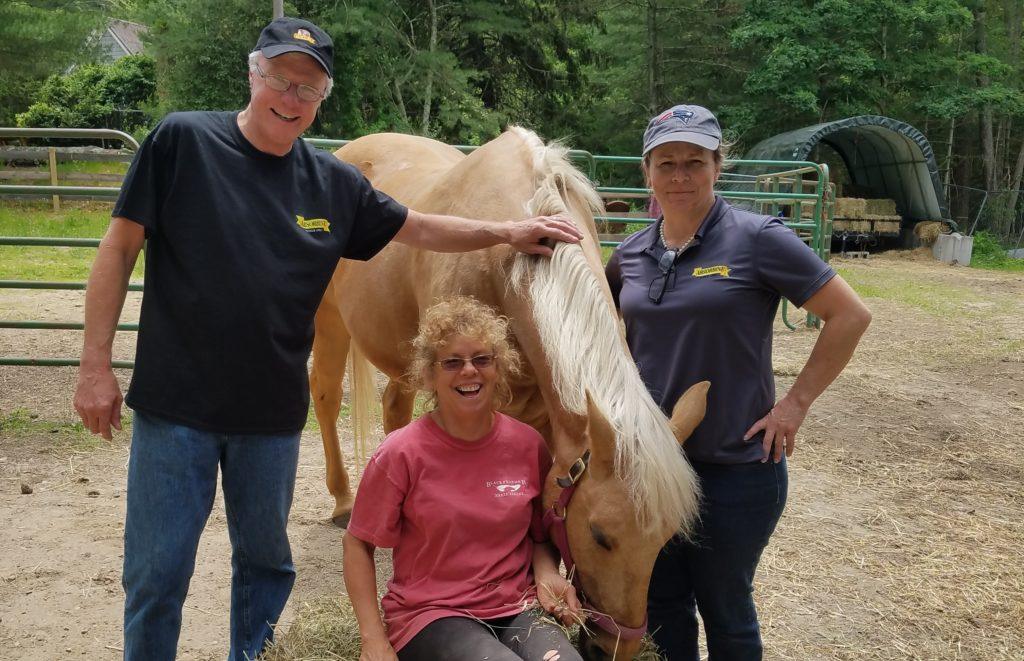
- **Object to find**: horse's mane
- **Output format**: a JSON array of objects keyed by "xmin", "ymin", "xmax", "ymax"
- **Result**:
[{"xmin": 507, "ymin": 127, "xmax": 700, "ymax": 535}]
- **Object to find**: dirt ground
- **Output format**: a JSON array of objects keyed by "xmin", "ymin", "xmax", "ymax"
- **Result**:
[{"xmin": 1, "ymin": 256, "xmax": 1022, "ymax": 660}]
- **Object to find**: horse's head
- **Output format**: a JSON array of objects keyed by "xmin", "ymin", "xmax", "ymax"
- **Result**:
[{"xmin": 545, "ymin": 385, "xmax": 707, "ymax": 660}]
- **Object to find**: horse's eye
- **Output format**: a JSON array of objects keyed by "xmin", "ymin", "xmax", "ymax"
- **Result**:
[{"xmin": 590, "ymin": 523, "xmax": 614, "ymax": 551}]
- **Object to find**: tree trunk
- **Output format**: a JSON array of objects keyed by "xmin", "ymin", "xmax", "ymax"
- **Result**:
[
  {"xmin": 975, "ymin": 7, "xmax": 996, "ymax": 192},
  {"xmin": 420, "ymin": 0, "xmax": 437, "ymax": 135},
  {"xmin": 1007, "ymin": 135, "xmax": 1024, "ymax": 224},
  {"xmin": 393, "ymin": 78, "xmax": 407, "ymax": 121},
  {"xmin": 944, "ymin": 117, "xmax": 956, "ymax": 191},
  {"xmin": 1003, "ymin": 0, "xmax": 1023, "ymax": 217},
  {"xmin": 646, "ymin": 0, "xmax": 660, "ymax": 115}
]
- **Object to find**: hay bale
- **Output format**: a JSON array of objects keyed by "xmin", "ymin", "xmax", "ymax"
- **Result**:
[
  {"xmin": 834, "ymin": 197, "xmax": 866, "ymax": 218},
  {"xmin": 913, "ymin": 221, "xmax": 947, "ymax": 246},
  {"xmin": 864, "ymin": 198, "xmax": 897, "ymax": 215},
  {"xmin": 263, "ymin": 598, "xmax": 667, "ymax": 660}
]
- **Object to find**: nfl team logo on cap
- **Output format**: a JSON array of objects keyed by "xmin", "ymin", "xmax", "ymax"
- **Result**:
[{"xmin": 658, "ymin": 108, "xmax": 695, "ymax": 125}]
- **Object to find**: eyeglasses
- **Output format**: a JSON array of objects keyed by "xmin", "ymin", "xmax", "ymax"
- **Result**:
[
  {"xmin": 253, "ymin": 63, "xmax": 325, "ymax": 102},
  {"xmin": 437, "ymin": 354, "xmax": 495, "ymax": 371},
  {"xmin": 648, "ymin": 249, "xmax": 679, "ymax": 304}
]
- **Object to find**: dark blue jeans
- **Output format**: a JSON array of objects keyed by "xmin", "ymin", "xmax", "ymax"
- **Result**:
[
  {"xmin": 122, "ymin": 410, "xmax": 301, "ymax": 661},
  {"xmin": 648, "ymin": 459, "xmax": 788, "ymax": 661}
]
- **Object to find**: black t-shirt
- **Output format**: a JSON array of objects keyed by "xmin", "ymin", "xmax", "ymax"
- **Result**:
[{"xmin": 113, "ymin": 111, "xmax": 407, "ymax": 433}]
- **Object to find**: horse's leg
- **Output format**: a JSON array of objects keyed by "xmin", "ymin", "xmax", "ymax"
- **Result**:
[
  {"xmin": 382, "ymin": 379, "xmax": 416, "ymax": 434},
  {"xmin": 310, "ymin": 282, "xmax": 355, "ymax": 528}
]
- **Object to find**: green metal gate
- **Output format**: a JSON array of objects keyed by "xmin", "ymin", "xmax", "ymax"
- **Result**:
[{"xmin": 1, "ymin": 130, "xmax": 833, "ymax": 367}]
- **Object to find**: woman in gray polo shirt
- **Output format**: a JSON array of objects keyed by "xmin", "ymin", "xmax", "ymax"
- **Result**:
[{"xmin": 606, "ymin": 105, "xmax": 871, "ymax": 660}]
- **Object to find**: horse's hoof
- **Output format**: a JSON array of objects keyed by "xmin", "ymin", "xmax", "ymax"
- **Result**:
[{"xmin": 332, "ymin": 512, "xmax": 352, "ymax": 528}]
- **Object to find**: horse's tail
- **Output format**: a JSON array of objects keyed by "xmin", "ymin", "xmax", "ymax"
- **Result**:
[{"xmin": 348, "ymin": 341, "xmax": 378, "ymax": 469}]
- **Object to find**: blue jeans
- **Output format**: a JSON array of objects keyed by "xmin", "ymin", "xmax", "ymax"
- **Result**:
[
  {"xmin": 648, "ymin": 459, "xmax": 788, "ymax": 661},
  {"xmin": 122, "ymin": 410, "xmax": 301, "ymax": 661}
]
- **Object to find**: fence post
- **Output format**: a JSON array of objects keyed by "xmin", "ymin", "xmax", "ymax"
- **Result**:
[{"xmin": 48, "ymin": 147, "xmax": 60, "ymax": 211}]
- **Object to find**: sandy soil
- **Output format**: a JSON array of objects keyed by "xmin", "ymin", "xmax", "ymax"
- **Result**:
[{"xmin": 1, "ymin": 257, "xmax": 1022, "ymax": 660}]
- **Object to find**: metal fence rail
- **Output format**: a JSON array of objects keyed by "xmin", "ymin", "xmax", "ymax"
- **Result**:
[{"xmin": 2, "ymin": 129, "xmax": 832, "ymax": 367}]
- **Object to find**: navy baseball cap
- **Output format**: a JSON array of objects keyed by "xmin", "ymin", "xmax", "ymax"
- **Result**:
[
  {"xmin": 643, "ymin": 104, "xmax": 721, "ymax": 156},
  {"xmin": 256, "ymin": 17, "xmax": 334, "ymax": 78}
]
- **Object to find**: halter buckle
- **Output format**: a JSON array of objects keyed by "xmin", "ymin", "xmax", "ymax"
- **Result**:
[{"xmin": 555, "ymin": 449, "xmax": 591, "ymax": 488}]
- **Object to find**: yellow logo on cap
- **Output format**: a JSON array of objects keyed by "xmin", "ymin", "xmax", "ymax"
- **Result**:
[
  {"xmin": 296, "ymin": 215, "xmax": 330, "ymax": 232},
  {"xmin": 293, "ymin": 29, "xmax": 316, "ymax": 45},
  {"xmin": 692, "ymin": 265, "xmax": 730, "ymax": 278}
]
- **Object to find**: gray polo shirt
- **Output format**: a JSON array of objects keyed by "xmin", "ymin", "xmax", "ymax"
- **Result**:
[{"xmin": 606, "ymin": 197, "xmax": 835, "ymax": 464}]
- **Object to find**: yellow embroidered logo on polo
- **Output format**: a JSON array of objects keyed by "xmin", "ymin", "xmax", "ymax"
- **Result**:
[
  {"xmin": 293, "ymin": 29, "xmax": 316, "ymax": 44},
  {"xmin": 692, "ymin": 265, "xmax": 730, "ymax": 278},
  {"xmin": 296, "ymin": 215, "xmax": 330, "ymax": 232}
]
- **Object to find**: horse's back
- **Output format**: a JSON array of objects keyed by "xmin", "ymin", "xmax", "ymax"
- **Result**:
[{"xmin": 334, "ymin": 133, "xmax": 464, "ymax": 210}]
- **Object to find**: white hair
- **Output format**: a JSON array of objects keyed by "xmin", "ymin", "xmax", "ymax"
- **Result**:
[{"xmin": 248, "ymin": 51, "xmax": 333, "ymax": 99}]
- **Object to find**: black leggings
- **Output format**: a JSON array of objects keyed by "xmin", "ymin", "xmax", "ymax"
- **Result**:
[{"xmin": 397, "ymin": 611, "xmax": 582, "ymax": 661}]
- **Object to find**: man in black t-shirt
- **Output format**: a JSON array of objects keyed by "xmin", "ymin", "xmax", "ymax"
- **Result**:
[{"xmin": 72, "ymin": 17, "xmax": 582, "ymax": 661}]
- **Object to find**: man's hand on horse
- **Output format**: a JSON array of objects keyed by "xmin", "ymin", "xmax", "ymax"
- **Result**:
[{"xmin": 508, "ymin": 214, "xmax": 583, "ymax": 256}]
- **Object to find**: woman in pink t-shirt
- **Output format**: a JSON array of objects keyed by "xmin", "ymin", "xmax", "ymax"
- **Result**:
[{"xmin": 343, "ymin": 297, "xmax": 583, "ymax": 661}]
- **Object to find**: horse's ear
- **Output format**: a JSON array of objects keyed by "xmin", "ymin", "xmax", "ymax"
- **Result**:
[
  {"xmin": 669, "ymin": 381, "xmax": 710, "ymax": 446},
  {"xmin": 585, "ymin": 390, "xmax": 616, "ymax": 473}
]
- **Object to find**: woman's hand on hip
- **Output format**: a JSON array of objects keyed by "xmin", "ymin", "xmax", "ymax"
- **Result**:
[
  {"xmin": 536, "ymin": 572, "xmax": 582, "ymax": 627},
  {"xmin": 744, "ymin": 394, "xmax": 808, "ymax": 463}
]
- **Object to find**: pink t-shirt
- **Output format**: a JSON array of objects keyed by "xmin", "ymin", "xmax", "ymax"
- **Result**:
[{"xmin": 347, "ymin": 413, "xmax": 552, "ymax": 652}]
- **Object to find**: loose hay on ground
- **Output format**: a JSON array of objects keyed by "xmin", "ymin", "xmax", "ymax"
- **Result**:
[{"xmin": 261, "ymin": 597, "xmax": 363, "ymax": 660}]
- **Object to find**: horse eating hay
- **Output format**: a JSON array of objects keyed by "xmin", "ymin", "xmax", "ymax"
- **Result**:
[{"xmin": 310, "ymin": 128, "xmax": 706, "ymax": 659}]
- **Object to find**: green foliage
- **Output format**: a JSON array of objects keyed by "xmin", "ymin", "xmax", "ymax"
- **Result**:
[
  {"xmin": 137, "ymin": 0, "xmax": 265, "ymax": 114},
  {"xmin": 15, "ymin": 55, "xmax": 157, "ymax": 131},
  {"xmin": 970, "ymin": 230, "xmax": 1024, "ymax": 271},
  {"xmin": 0, "ymin": 1, "xmax": 105, "ymax": 124}
]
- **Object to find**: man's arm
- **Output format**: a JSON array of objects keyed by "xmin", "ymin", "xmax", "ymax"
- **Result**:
[
  {"xmin": 73, "ymin": 217, "xmax": 146, "ymax": 440},
  {"xmin": 393, "ymin": 209, "xmax": 583, "ymax": 257}
]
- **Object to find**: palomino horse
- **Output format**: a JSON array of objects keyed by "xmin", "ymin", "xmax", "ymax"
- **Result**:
[{"xmin": 310, "ymin": 128, "xmax": 705, "ymax": 659}]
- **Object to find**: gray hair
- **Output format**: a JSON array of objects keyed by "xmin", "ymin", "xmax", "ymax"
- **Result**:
[{"xmin": 248, "ymin": 51, "xmax": 333, "ymax": 99}]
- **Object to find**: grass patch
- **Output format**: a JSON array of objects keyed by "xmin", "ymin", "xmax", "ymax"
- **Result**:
[
  {"xmin": 0, "ymin": 201, "xmax": 144, "ymax": 281},
  {"xmin": 0, "ymin": 407, "xmax": 109, "ymax": 455},
  {"xmin": 837, "ymin": 266, "xmax": 977, "ymax": 316},
  {"xmin": 304, "ymin": 402, "xmax": 351, "ymax": 433}
]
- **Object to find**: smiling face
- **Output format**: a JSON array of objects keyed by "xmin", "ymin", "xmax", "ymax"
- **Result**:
[
  {"xmin": 647, "ymin": 141, "xmax": 721, "ymax": 218},
  {"xmin": 429, "ymin": 334, "xmax": 499, "ymax": 421},
  {"xmin": 242, "ymin": 52, "xmax": 328, "ymax": 155}
]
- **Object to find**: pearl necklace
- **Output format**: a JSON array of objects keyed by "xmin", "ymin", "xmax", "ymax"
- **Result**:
[{"xmin": 659, "ymin": 220, "xmax": 695, "ymax": 251}]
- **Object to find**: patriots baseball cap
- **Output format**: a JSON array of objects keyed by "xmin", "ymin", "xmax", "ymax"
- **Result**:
[
  {"xmin": 255, "ymin": 17, "xmax": 334, "ymax": 78},
  {"xmin": 642, "ymin": 104, "xmax": 721, "ymax": 156}
]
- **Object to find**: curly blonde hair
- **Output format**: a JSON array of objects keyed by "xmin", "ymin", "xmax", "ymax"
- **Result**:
[{"xmin": 406, "ymin": 296, "xmax": 522, "ymax": 408}]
